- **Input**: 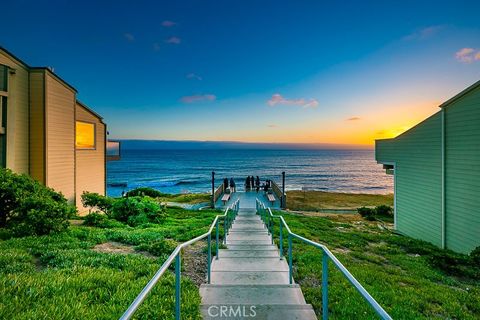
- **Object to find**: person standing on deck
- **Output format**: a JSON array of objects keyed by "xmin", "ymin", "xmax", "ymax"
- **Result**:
[
  {"xmin": 230, "ymin": 178, "xmax": 236, "ymax": 193},
  {"xmin": 256, "ymin": 176, "xmax": 260, "ymax": 189},
  {"xmin": 223, "ymin": 178, "xmax": 229, "ymax": 190}
]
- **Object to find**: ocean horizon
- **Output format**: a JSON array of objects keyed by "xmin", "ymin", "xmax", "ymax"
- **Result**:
[{"xmin": 107, "ymin": 145, "xmax": 393, "ymax": 197}]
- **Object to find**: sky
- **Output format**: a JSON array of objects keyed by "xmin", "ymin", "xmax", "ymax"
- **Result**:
[{"xmin": 1, "ymin": 0, "xmax": 480, "ymax": 146}]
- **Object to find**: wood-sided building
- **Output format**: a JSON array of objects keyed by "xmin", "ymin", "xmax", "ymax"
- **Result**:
[
  {"xmin": 0, "ymin": 46, "xmax": 110, "ymax": 213},
  {"xmin": 376, "ymin": 80, "xmax": 480, "ymax": 254}
]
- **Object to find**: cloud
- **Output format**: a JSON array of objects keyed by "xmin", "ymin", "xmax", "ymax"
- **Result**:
[
  {"xmin": 153, "ymin": 43, "xmax": 161, "ymax": 51},
  {"xmin": 267, "ymin": 93, "xmax": 318, "ymax": 109},
  {"xmin": 347, "ymin": 117, "xmax": 360, "ymax": 121},
  {"xmin": 162, "ymin": 20, "xmax": 177, "ymax": 27},
  {"xmin": 124, "ymin": 33, "xmax": 135, "ymax": 42},
  {"xmin": 181, "ymin": 94, "xmax": 216, "ymax": 103},
  {"xmin": 267, "ymin": 124, "xmax": 278, "ymax": 128},
  {"xmin": 404, "ymin": 25, "xmax": 442, "ymax": 40},
  {"xmin": 166, "ymin": 36, "xmax": 181, "ymax": 44},
  {"xmin": 186, "ymin": 73, "xmax": 202, "ymax": 81},
  {"xmin": 455, "ymin": 48, "xmax": 478, "ymax": 63}
]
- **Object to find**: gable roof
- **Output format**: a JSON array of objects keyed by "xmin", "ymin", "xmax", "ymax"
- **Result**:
[{"xmin": 439, "ymin": 79, "xmax": 480, "ymax": 108}]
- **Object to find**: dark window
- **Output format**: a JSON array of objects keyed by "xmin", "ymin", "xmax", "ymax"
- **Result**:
[
  {"xmin": 0, "ymin": 96, "xmax": 7, "ymax": 168},
  {"xmin": 0, "ymin": 65, "xmax": 7, "ymax": 92}
]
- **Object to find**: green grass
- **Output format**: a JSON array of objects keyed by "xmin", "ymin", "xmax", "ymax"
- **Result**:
[
  {"xmin": 271, "ymin": 211, "xmax": 480, "ymax": 319},
  {"xmin": 286, "ymin": 190, "xmax": 394, "ymax": 211},
  {"xmin": 0, "ymin": 207, "xmax": 223, "ymax": 319},
  {"xmin": 158, "ymin": 193, "xmax": 211, "ymax": 204}
]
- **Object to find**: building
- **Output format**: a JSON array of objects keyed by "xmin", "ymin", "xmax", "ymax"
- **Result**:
[
  {"xmin": 0, "ymin": 47, "xmax": 115, "ymax": 213},
  {"xmin": 376, "ymin": 80, "xmax": 480, "ymax": 254}
]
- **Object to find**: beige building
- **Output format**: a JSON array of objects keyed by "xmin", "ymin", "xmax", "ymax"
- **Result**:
[{"xmin": 0, "ymin": 47, "xmax": 112, "ymax": 213}]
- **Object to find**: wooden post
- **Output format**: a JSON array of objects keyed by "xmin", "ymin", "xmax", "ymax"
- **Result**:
[{"xmin": 211, "ymin": 171, "xmax": 215, "ymax": 209}]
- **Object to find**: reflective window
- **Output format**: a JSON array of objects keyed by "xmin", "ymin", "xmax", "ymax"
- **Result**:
[{"xmin": 76, "ymin": 121, "xmax": 95, "ymax": 149}]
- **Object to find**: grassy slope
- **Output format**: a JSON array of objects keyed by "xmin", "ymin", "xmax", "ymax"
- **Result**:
[
  {"xmin": 0, "ymin": 208, "xmax": 221, "ymax": 320},
  {"xmin": 272, "ymin": 211, "xmax": 480, "ymax": 319},
  {"xmin": 158, "ymin": 193, "xmax": 211, "ymax": 204},
  {"xmin": 286, "ymin": 190, "xmax": 394, "ymax": 211}
]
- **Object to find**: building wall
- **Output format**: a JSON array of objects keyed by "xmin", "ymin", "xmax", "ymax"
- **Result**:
[
  {"xmin": 376, "ymin": 113, "xmax": 443, "ymax": 247},
  {"xmin": 0, "ymin": 51, "xmax": 29, "ymax": 174},
  {"xmin": 45, "ymin": 72, "xmax": 76, "ymax": 203},
  {"xmin": 75, "ymin": 103, "xmax": 106, "ymax": 213},
  {"xmin": 29, "ymin": 71, "xmax": 45, "ymax": 183},
  {"xmin": 445, "ymin": 87, "xmax": 480, "ymax": 253}
]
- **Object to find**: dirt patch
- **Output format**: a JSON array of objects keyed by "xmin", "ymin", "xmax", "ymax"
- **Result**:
[
  {"xmin": 93, "ymin": 242, "xmax": 155, "ymax": 258},
  {"xmin": 69, "ymin": 219, "xmax": 84, "ymax": 226},
  {"xmin": 182, "ymin": 241, "xmax": 208, "ymax": 286},
  {"xmin": 332, "ymin": 247, "xmax": 351, "ymax": 255}
]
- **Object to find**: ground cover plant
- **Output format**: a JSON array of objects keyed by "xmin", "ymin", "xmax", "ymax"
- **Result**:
[
  {"xmin": 271, "ymin": 211, "xmax": 480, "ymax": 319},
  {"xmin": 125, "ymin": 187, "xmax": 211, "ymax": 204},
  {"xmin": 0, "ymin": 206, "xmax": 223, "ymax": 319}
]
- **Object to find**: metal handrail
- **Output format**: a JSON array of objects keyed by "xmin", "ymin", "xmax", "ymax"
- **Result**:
[
  {"xmin": 256, "ymin": 199, "xmax": 392, "ymax": 320},
  {"xmin": 120, "ymin": 199, "xmax": 240, "ymax": 320}
]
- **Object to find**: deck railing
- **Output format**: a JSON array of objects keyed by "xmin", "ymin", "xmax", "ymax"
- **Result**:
[
  {"xmin": 120, "ymin": 199, "xmax": 240, "ymax": 320},
  {"xmin": 256, "ymin": 199, "xmax": 392, "ymax": 320},
  {"xmin": 270, "ymin": 179, "xmax": 286, "ymax": 208},
  {"xmin": 212, "ymin": 183, "xmax": 225, "ymax": 205}
]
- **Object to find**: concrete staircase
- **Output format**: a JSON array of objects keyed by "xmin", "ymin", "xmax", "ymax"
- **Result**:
[{"xmin": 200, "ymin": 208, "xmax": 317, "ymax": 319}]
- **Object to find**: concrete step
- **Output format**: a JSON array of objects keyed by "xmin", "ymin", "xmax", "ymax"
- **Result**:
[
  {"xmin": 210, "ymin": 271, "xmax": 289, "ymax": 285},
  {"xmin": 233, "ymin": 219, "xmax": 264, "ymax": 224},
  {"xmin": 212, "ymin": 257, "xmax": 289, "ymax": 272},
  {"xmin": 217, "ymin": 249, "xmax": 279, "ymax": 258},
  {"xmin": 200, "ymin": 304, "xmax": 317, "ymax": 320},
  {"xmin": 235, "ymin": 216, "xmax": 262, "ymax": 221},
  {"xmin": 227, "ymin": 233, "xmax": 271, "ymax": 241},
  {"xmin": 230, "ymin": 225, "xmax": 266, "ymax": 230},
  {"xmin": 200, "ymin": 284, "xmax": 307, "ymax": 305},
  {"xmin": 227, "ymin": 244, "xmax": 277, "ymax": 251},
  {"xmin": 227, "ymin": 240, "xmax": 272, "ymax": 246},
  {"xmin": 229, "ymin": 229, "xmax": 268, "ymax": 234}
]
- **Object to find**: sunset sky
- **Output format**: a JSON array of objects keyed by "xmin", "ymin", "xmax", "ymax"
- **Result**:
[{"xmin": 2, "ymin": 0, "xmax": 480, "ymax": 146}]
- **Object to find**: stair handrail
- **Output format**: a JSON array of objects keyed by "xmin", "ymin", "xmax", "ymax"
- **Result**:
[
  {"xmin": 256, "ymin": 199, "xmax": 392, "ymax": 320},
  {"xmin": 120, "ymin": 199, "xmax": 240, "ymax": 320}
]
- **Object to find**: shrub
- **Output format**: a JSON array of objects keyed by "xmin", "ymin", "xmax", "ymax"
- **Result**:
[
  {"xmin": 111, "ymin": 196, "xmax": 164, "ymax": 226},
  {"xmin": 357, "ymin": 206, "xmax": 375, "ymax": 218},
  {"xmin": 136, "ymin": 239, "xmax": 178, "ymax": 257},
  {"xmin": 81, "ymin": 192, "xmax": 114, "ymax": 215},
  {"xmin": 125, "ymin": 187, "xmax": 165, "ymax": 198},
  {"xmin": 471, "ymin": 246, "xmax": 480, "ymax": 266},
  {"xmin": 375, "ymin": 205, "xmax": 393, "ymax": 217},
  {"xmin": 83, "ymin": 212, "xmax": 125, "ymax": 228},
  {"xmin": 0, "ymin": 168, "xmax": 76, "ymax": 236}
]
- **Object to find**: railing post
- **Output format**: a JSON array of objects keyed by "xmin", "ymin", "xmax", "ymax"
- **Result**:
[
  {"xmin": 175, "ymin": 253, "xmax": 181, "ymax": 320},
  {"xmin": 271, "ymin": 218, "xmax": 274, "ymax": 245},
  {"xmin": 224, "ymin": 216, "xmax": 227, "ymax": 244},
  {"xmin": 288, "ymin": 234, "xmax": 293, "ymax": 284},
  {"xmin": 322, "ymin": 251, "xmax": 329, "ymax": 320},
  {"xmin": 207, "ymin": 233, "xmax": 212, "ymax": 284},
  {"xmin": 216, "ymin": 220, "xmax": 219, "ymax": 260},
  {"xmin": 279, "ymin": 222, "xmax": 283, "ymax": 259}
]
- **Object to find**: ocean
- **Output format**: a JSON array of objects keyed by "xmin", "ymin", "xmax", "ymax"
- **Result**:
[{"xmin": 106, "ymin": 148, "xmax": 393, "ymax": 197}]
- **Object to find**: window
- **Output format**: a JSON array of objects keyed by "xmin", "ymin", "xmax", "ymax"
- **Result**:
[
  {"xmin": 0, "ymin": 65, "xmax": 7, "ymax": 92},
  {"xmin": 0, "ymin": 97, "xmax": 7, "ymax": 168},
  {"xmin": 76, "ymin": 121, "xmax": 95, "ymax": 149},
  {"xmin": 107, "ymin": 140, "xmax": 121, "ymax": 161}
]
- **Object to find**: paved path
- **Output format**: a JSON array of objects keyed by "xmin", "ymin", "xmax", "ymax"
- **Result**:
[
  {"xmin": 215, "ymin": 191, "xmax": 281, "ymax": 210},
  {"xmin": 200, "ymin": 206, "xmax": 317, "ymax": 319}
]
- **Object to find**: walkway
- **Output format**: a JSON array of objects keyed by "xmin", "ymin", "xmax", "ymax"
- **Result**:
[
  {"xmin": 199, "ymin": 206, "xmax": 317, "ymax": 319},
  {"xmin": 215, "ymin": 191, "xmax": 281, "ymax": 210}
]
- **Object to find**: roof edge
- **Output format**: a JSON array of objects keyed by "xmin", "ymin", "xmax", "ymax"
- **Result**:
[
  {"xmin": 439, "ymin": 79, "xmax": 480, "ymax": 108},
  {"xmin": 76, "ymin": 100, "xmax": 104, "ymax": 121}
]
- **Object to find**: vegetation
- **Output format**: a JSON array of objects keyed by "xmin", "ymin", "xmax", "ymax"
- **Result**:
[
  {"xmin": 357, "ymin": 205, "xmax": 393, "ymax": 222},
  {"xmin": 0, "ymin": 168, "xmax": 76, "ymax": 237},
  {"xmin": 125, "ymin": 187, "xmax": 211, "ymax": 205},
  {"xmin": 81, "ymin": 192, "xmax": 114, "ymax": 215},
  {"xmin": 286, "ymin": 190, "xmax": 393, "ymax": 211},
  {"xmin": 271, "ymin": 211, "xmax": 480, "ymax": 319},
  {"xmin": 110, "ymin": 196, "xmax": 164, "ymax": 226},
  {"xmin": 0, "ymin": 206, "xmax": 223, "ymax": 319}
]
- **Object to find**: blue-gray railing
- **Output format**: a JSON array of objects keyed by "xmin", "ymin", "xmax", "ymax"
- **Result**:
[
  {"xmin": 120, "ymin": 199, "xmax": 240, "ymax": 320},
  {"xmin": 256, "ymin": 199, "xmax": 392, "ymax": 320}
]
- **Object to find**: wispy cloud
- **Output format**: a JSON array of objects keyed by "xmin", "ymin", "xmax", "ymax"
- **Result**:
[
  {"xmin": 404, "ymin": 25, "xmax": 442, "ymax": 40},
  {"xmin": 347, "ymin": 117, "xmax": 361, "ymax": 121},
  {"xmin": 166, "ymin": 36, "xmax": 181, "ymax": 44},
  {"xmin": 267, "ymin": 124, "xmax": 278, "ymax": 128},
  {"xmin": 267, "ymin": 93, "xmax": 318, "ymax": 109},
  {"xmin": 455, "ymin": 48, "xmax": 480, "ymax": 63},
  {"xmin": 162, "ymin": 20, "xmax": 177, "ymax": 27},
  {"xmin": 153, "ymin": 43, "xmax": 161, "ymax": 51},
  {"xmin": 124, "ymin": 33, "xmax": 135, "ymax": 42},
  {"xmin": 186, "ymin": 73, "xmax": 202, "ymax": 81},
  {"xmin": 181, "ymin": 94, "xmax": 216, "ymax": 103}
]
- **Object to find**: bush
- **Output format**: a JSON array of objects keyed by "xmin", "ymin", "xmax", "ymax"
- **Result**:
[
  {"xmin": 83, "ymin": 212, "xmax": 125, "ymax": 228},
  {"xmin": 375, "ymin": 205, "xmax": 393, "ymax": 217},
  {"xmin": 111, "ymin": 196, "xmax": 165, "ymax": 226},
  {"xmin": 357, "ymin": 206, "xmax": 375, "ymax": 218},
  {"xmin": 81, "ymin": 192, "xmax": 114, "ymax": 215},
  {"xmin": 471, "ymin": 246, "xmax": 480, "ymax": 266},
  {"xmin": 0, "ymin": 168, "xmax": 76, "ymax": 236},
  {"xmin": 125, "ymin": 187, "xmax": 165, "ymax": 198}
]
